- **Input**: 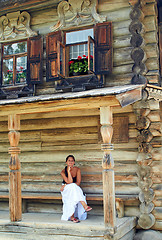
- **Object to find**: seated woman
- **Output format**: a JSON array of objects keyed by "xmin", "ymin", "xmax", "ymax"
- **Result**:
[{"xmin": 60, "ymin": 155, "xmax": 92, "ymax": 223}]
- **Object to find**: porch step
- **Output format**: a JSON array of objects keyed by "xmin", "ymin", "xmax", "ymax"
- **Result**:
[{"xmin": 0, "ymin": 212, "xmax": 137, "ymax": 240}]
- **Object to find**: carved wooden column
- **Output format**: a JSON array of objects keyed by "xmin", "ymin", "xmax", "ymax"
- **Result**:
[
  {"xmin": 8, "ymin": 114, "xmax": 22, "ymax": 222},
  {"xmin": 100, "ymin": 107, "xmax": 116, "ymax": 239}
]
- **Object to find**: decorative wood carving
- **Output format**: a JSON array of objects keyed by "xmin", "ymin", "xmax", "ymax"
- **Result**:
[
  {"xmin": 8, "ymin": 114, "xmax": 22, "ymax": 222},
  {"xmin": 0, "ymin": 11, "xmax": 37, "ymax": 41},
  {"xmin": 129, "ymin": 0, "xmax": 147, "ymax": 85},
  {"xmin": 100, "ymin": 107, "xmax": 116, "ymax": 236},
  {"xmin": 51, "ymin": 0, "xmax": 106, "ymax": 31}
]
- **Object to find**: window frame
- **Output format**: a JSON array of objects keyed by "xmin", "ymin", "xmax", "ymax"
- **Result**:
[
  {"xmin": 1, "ymin": 39, "xmax": 28, "ymax": 87},
  {"xmin": 62, "ymin": 27, "xmax": 95, "ymax": 78},
  {"xmin": 0, "ymin": 35, "xmax": 43, "ymax": 90}
]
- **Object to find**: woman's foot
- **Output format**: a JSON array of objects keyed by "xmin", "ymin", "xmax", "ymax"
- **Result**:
[
  {"xmin": 85, "ymin": 206, "xmax": 92, "ymax": 212},
  {"xmin": 70, "ymin": 217, "xmax": 80, "ymax": 223}
]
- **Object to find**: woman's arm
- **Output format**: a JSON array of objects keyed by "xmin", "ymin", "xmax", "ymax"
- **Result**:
[
  {"xmin": 76, "ymin": 168, "xmax": 81, "ymax": 186},
  {"xmin": 61, "ymin": 167, "xmax": 73, "ymax": 184}
]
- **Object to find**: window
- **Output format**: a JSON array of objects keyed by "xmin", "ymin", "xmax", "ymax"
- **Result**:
[
  {"xmin": 46, "ymin": 22, "xmax": 112, "ymax": 81},
  {"xmin": 2, "ymin": 41, "xmax": 27, "ymax": 86},
  {"xmin": 0, "ymin": 36, "xmax": 43, "ymax": 87}
]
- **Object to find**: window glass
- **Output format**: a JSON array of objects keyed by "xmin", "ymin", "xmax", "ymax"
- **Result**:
[
  {"xmin": 16, "ymin": 56, "xmax": 27, "ymax": 84},
  {"xmin": 69, "ymin": 43, "xmax": 88, "ymax": 60},
  {"xmin": 4, "ymin": 42, "xmax": 27, "ymax": 55},
  {"xmin": 3, "ymin": 59, "xmax": 13, "ymax": 85},
  {"xmin": 66, "ymin": 28, "xmax": 93, "ymax": 44}
]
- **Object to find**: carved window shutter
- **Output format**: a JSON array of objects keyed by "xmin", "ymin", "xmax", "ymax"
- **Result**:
[
  {"xmin": 27, "ymin": 35, "xmax": 43, "ymax": 84},
  {"xmin": 94, "ymin": 22, "xmax": 112, "ymax": 74},
  {"xmin": 46, "ymin": 30, "xmax": 62, "ymax": 81}
]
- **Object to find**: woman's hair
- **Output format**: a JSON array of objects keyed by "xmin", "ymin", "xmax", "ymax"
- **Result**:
[{"xmin": 66, "ymin": 155, "xmax": 75, "ymax": 162}]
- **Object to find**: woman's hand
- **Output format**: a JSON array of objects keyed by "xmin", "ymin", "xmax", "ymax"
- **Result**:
[
  {"xmin": 67, "ymin": 166, "xmax": 71, "ymax": 172},
  {"xmin": 60, "ymin": 184, "xmax": 66, "ymax": 192}
]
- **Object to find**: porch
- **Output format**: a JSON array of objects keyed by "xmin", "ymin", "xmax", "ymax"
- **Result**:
[
  {"xmin": 0, "ymin": 211, "xmax": 136, "ymax": 240},
  {"xmin": 0, "ymin": 85, "xmax": 143, "ymax": 239}
]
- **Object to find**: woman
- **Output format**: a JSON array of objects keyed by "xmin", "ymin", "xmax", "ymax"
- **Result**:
[{"xmin": 60, "ymin": 155, "xmax": 92, "ymax": 223}]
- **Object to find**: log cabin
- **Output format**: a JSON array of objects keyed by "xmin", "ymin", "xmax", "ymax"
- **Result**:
[{"xmin": 0, "ymin": 0, "xmax": 161, "ymax": 239}]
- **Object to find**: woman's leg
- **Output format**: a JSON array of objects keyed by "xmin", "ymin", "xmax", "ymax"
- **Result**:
[
  {"xmin": 70, "ymin": 213, "xmax": 80, "ymax": 223},
  {"xmin": 80, "ymin": 201, "xmax": 92, "ymax": 212}
]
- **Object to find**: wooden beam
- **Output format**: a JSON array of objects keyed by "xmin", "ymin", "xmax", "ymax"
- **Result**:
[
  {"xmin": 8, "ymin": 114, "xmax": 22, "ymax": 222},
  {"xmin": 0, "ymin": 95, "xmax": 120, "ymax": 117},
  {"xmin": 100, "ymin": 107, "xmax": 116, "ymax": 236}
]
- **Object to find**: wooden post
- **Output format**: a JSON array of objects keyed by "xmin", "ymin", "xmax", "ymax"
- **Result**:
[
  {"xmin": 8, "ymin": 114, "xmax": 22, "ymax": 222},
  {"xmin": 100, "ymin": 107, "xmax": 116, "ymax": 238}
]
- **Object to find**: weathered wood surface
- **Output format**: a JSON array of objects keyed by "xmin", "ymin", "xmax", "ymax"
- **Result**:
[
  {"xmin": 8, "ymin": 115, "xmax": 22, "ymax": 222},
  {"xmin": 0, "ymin": 108, "xmax": 140, "ymax": 221}
]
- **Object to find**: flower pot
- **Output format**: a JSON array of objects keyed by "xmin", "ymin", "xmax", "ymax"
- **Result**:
[{"xmin": 72, "ymin": 72, "xmax": 80, "ymax": 76}]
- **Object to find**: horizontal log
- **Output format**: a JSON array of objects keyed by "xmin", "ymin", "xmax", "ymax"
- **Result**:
[
  {"xmin": 129, "ymin": 128, "xmax": 138, "ymax": 138},
  {"xmin": 125, "ymin": 206, "xmax": 140, "ymax": 217},
  {"xmin": 0, "ymin": 106, "xmax": 134, "ymax": 122},
  {"xmin": 0, "ymin": 142, "xmax": 41, "ymax": 152},
  {"xmin": 0, "ymin": 131, "xmax": 41, "ymax": 143},
  {"xmin": 41, "ymin": 127, "xmax": 98, "ymax": 142},
  {"xmin": 152, "ymin": 207, "xmax": 162, "ymax": 220},
  {"xmin": 113, "ymin": 64, "xmax": 132, "ymax": 75},
  {"xmin": 142, "ymin": 2, "xmax": 156, "ymax": 16},
  {"xmin": 144, "ymin": 44, "xmax": 159, "ymax": 59},
  {"xmin": 113, "ymin": 20, "xmax": 131, "ymax": 37},
  {"xmin": 152, "ymin": 148, "xmax": 162, "ymax": 161},
  {"xmin": 99, "ymin": 0, "xmax": 129, "ymax": 13},
  {"xmin": 144, "ymin": 31, "xmax": 157, "ymax": 44},
  {"xmin": 0, "ymin": 173, "xmax": 137, "ymax": 184},
  {"xmin": 147, "ymin": 111, "xmax": 161, "ymax": 122},
  {"xmin": 113, "ymin": 35, "xmax": 131, "ymax": 49},
  {"xmin": 151, "ymin": 221, "xmax": 162, "ymax": 231},
  {"xmin": 114, "ymin": 47, "xmax": 132, "ymax": 66},
  {"xmin": 144, "ymin": 16, "xmax": 157, "ymax": 32},
  {"xmin": 0, "ymin": 145, "xmax": 138, "ymax": 163}
]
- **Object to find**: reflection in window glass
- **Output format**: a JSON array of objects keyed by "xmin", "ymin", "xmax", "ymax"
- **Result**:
[
  {"xmin": 3, "ymin": 59, "xmax": 13, "ymax": 85},
  {"xmin": 4, "ymin": 42, "xmax": 27, "ymax": 55},
  {"xmin": 66, "ymin": 29, "xmax": 93, "ymax": 44},
  {"xmin": 69, "ymin": 44, "xmax": 88, "ymax": 59},
  {"xmin": 16, "ymin": 56, "xmax": 27, "ymax": 84}
]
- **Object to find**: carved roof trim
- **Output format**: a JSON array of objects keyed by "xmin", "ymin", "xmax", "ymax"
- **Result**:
[{"xmin": 146, "ymin": 84, "xmax": 162, "ymax": 101}]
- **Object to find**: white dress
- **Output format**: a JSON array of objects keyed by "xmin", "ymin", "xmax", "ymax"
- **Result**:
[{"xmin": 61, "ymin": 183, "xmax": 87, "ymax": 221}]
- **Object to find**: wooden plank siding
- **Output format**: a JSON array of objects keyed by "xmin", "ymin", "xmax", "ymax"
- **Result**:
[{"xmin": 0, "ymin": 106, "xmax": 140, "ymax": 216}]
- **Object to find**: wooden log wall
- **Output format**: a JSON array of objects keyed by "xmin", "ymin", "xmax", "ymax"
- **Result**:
[
  {"xmin": 27, "ymin": 0, "xmax": 160, "ymax": 95},
  {"xmin": 133, "ymin": 96, "xmax": 162, "ymax": 231},
  {"xmin": 0, "ymin": 106, "xmax": 140, "ymax": 215}
]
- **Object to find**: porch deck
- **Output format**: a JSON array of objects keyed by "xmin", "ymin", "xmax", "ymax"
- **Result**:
[{"xmin": 0, "ymin": 211, "xmax": 137, "ymax": 240}]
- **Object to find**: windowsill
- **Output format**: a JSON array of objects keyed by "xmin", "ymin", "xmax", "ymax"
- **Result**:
[
  {"xmin": 56, "ymin": 73, "xmax": 103, "ymax": 92},
  {"xmin": 1, "ymin": 84, "xmax": 28, "ymax": 90}
]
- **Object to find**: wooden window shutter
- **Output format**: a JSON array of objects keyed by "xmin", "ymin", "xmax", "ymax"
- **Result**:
[
  {"xmin": 27, "ymin": 35, "xmax": 43, "ymax": 84},
  {"xmin": 94, "ymin": 22, "xmax": 112, "ymax": 74},
  {"xmin": 46, "ymin": 31, "xmax": 62, "ymax": 81}
]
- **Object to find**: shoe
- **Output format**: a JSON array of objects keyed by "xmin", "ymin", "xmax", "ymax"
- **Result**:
[
  {"xmin": 85, "ymin": 206, "xmax": 92, "ymax": 212},
  {"xmin": 70, "ymin": 217, "xmax": 80, "ymax": 223}
]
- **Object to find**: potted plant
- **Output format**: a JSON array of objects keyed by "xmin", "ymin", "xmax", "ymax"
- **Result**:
[
  {"xmin": 16, "ymin": 66, "xmax": 26, "ymax": 83},
  {"xmin": 69, "ymin": 55, "xmax": 91, "ymax": 76}
]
